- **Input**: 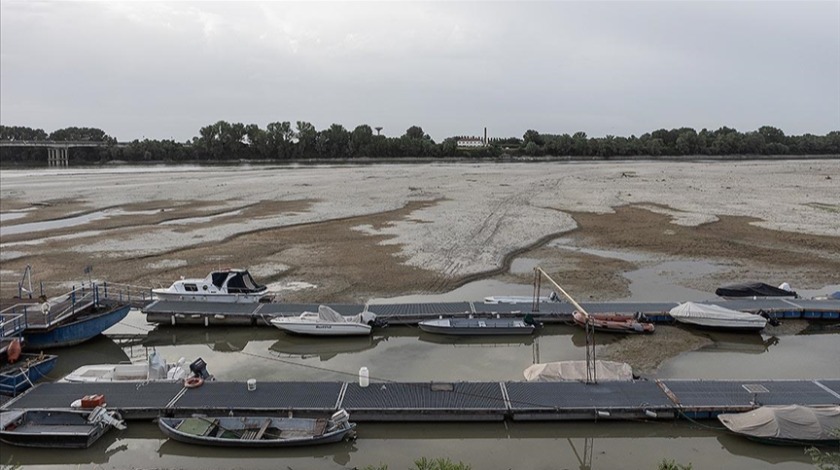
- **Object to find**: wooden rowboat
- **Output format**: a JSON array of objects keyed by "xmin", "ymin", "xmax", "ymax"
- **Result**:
[{"xmin": 157, "ymin": 409, "xmax": 356, "ymax": 447}]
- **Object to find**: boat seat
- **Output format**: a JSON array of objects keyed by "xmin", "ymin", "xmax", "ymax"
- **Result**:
[
  {"xmin": 177, "ymin": 418, "xmax": 217, "ymax": 436},
  {"xmin": 254, "ymin": 419, "xmax": 271, "ymax": 440},
  {"xmin": 240, "ymin": 428, "xmax": 259, "ymax": 440}
]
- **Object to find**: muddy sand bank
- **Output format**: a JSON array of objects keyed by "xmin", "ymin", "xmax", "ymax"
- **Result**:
[{"xmin": 1, "ymin": 161, "xmax": 838, "ymax": 372}]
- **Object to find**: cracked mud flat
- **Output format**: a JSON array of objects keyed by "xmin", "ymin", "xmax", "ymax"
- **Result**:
[{"xmin": 1, "ymin": 160, "xmax": 839, "ymax": 372}]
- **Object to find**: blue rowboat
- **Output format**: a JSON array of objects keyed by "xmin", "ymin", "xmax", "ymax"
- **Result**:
[{"xmin": 0, "ymin": 353, "xmax": 58, "ymax": 396}]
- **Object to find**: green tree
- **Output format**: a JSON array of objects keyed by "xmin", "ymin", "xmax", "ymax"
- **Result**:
[
  {"xmin": 350, "ymin": 124, "xmax": 374, "ymax": 157},
  {"xmin": 758, "ymin": 125, "xmax": 786, "ymax": 145},
  {"xmin": 572, "ymin": 131, "xmax": 589, "ymax": 155},
  {"xmin": 266, "ymin": 121, "xmax": 294, "ymax": 160},
  {"xmin": 524, "ymin": 141, "xmax": 540, "ymax": 156},
  {"xmin": 317, "ymin": 123, "xmax": 351, "ymax": 159},
  {"xmin": 295, "ymin": 121, "xmax": 317, "ymax": 159},
  {"xmin": 523, "ymin": 129, "xmax": 544, "ymax": 146},
  {"xmin": 404, "ymin": 125, "xmax": 429, "ymax": 140}
]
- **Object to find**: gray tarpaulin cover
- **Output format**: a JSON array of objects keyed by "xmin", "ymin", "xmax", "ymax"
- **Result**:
[
  {"xmin": 316, "ymin": 305, "xmax": 347, "ymax": 323},
  {"xmin": 718, "ymin": 405, "xmax": 840, "ymax": 441},
  {"xmin": 314, "ymin": 305, "xmax": 376, "ymax": 325},
  {"xmin": 523, "ymin": 361, "xmax": 634, "ymax": 382},
  {"xmin": 669, "ymin": 302, "xmax": 761, "ymax": 322}
]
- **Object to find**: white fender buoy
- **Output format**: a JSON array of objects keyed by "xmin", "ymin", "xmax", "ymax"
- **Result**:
[
  {"xmin": 40, "ymin": 302, "xmax": 51, "ymax": 315},
  {"xmin": 359, "ymin": 367, "xmax": 369, "ymax": 387}
]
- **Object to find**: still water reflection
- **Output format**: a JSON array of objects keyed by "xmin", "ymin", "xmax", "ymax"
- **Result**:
[{"xmin": 2, "ymin": 306, "xmax": 837, "ymax": 469}]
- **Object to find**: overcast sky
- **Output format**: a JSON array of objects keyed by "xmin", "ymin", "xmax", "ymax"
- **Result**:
[{"xmin": 1, "ymin": 1, "xmax": 838, "ymax": 142}]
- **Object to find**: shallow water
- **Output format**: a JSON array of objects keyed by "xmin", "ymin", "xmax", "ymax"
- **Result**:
[
  {"xmin": 3, "ymin": 246, "xmax": 839, "ymax": 469},
  {"xmin": 3, "ymin": 295, "xmax": 837, "ymax": 470},
  {"xmin": 0, "ymin": 208, "xmax": 160, "ymax": 237}
]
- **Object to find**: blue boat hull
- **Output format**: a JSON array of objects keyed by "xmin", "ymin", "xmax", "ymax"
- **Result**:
[
  {"xmin": 25, "ymin": 304, "xmax": 131, "ymax": 349},
  {"xmin": 0, "ymin": 354, "xmax": 58, "ymax": 396}
]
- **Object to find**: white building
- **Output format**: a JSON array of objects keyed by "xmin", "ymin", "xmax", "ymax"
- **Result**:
[{"xmin": 456, "ymin": 136, "xmax": 486, "ymax": 148}]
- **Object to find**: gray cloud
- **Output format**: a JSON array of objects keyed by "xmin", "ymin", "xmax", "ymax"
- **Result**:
[{"xmin": 1, "ymin": 1, "xmax": 838, "ymax": 142}]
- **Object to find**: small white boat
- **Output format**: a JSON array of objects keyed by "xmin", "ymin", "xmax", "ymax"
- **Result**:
[
  {"xmin": 418, "ymin": 317, "xmax": 537, "ymax": 336},
  {"xmin": 668, "ymin": 302, "xmax": 770, "ymax": 331},
  {"xmin": 60, "ymin": 351, "xmax": 201, "ymax": 383},
  {"xmin": 153, "ymin": 269, "xmax": 274, "ymax": 303},
  {"xmin": 483, "ymin": 292, "xmax": 559, "ymax": 304},
  {"xmin": 270, "ymin": 306, "xmax": 381, "ymax": 336}
]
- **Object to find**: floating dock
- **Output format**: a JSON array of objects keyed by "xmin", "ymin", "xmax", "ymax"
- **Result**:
[
  {"xmin": 142, "ymin": 298, "xmax": 840, "ymax": 326},
  {"xmin": 2, "ymin": 379, "xmax": 838, "ymax": 423}
]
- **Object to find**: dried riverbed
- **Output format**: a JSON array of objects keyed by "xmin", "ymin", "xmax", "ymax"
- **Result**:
[{"xmin": 1, "ymin": 161, "xmax": 839, "ymax": 373}]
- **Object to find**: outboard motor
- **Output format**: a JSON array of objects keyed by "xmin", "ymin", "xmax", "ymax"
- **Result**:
[
  {"xmin": 189, "ymin": 357, "xmax": 212, "ymax": 380},
  {"xmin": 758, "ymin": 310, "xmax": 781, "ymax": 327},
  {"xmin": 327, "ymin": 409, "xmax": 351, "ymax": 431},
  {"xmin": 87, "ymin": 406, "xmax": 127, "ymax": 430},
  {"xmin": 361, "ymin": 311, "xmax": 388, "ymax": 328}
]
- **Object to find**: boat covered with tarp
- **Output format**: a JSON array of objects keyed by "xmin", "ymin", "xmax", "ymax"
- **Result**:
[
  {"xmin": 668, "ymin": 302, "xmax": 770, "ymax": 331},
  {"xmin": 718, "ymin": 405, "xmax": 840, "ymax": 446},
  {"xmin": 523, "ymin": 361, "xmax": 635, "ymax": 382},
  {"xmin": 715, "ymin": 282, "xmax": 798, "ymax": 299}
]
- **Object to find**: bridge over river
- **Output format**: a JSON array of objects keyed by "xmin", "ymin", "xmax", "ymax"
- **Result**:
[{"xmin": 0, "ymin": 140, "xmax": 129, "ymax": 167}]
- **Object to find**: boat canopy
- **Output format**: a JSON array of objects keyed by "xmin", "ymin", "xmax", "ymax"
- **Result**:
[
  {"xmin": 715, "ymin": 282, "xmax": 797, "ymax": 298},
  {"xmin": 718, "ymin": 405, "xmax": 840, "ymax": 441},
  {"xmin": 523, "ymin": 361, "xmax": 634, "ymax": 382},
  {"xmin": 317, "ymin": 305, "xmax": 347, "ymax": 323},
  {"xmin": 225, "ymin": 271, "xmax": 265, "ymax": 293},
  {"xmin": 669, "ymin": 302, "xmax": 765, "ymax": 323}
]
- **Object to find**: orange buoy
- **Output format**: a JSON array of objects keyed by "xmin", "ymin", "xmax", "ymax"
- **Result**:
[
  {"xmin": 184, "ymin": 376, "xmax": 204, "ymax": 389},
  {"xmin": 7, "ymin": 339, "xmax": 21, "ymax": 364}
]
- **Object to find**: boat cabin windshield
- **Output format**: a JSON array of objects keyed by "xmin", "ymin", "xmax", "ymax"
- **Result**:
[{"xmin": 211, "ymin": 272, "xmax": 228, "ymax": 289}]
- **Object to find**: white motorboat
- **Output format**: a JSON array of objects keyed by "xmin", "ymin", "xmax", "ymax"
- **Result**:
[
  {"xmin": 153, "ymin": 269, "xmax": 274, "ymax": 303},
  {"xmin": 60, "ymin": 352, "xmax": 209, "ymax": 383},
  {"xmin": 270, "ymin": 305, "xmax": 381, "ymax": 336},
  {"xmin": 668, "ymin": 302, "xmax": 770, "ymax": 331}
]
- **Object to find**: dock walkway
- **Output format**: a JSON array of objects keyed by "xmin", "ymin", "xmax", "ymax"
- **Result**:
[
  {"xmin": 142, "ymin": 298, "xmax": 840, "ymax": 326},
  {"xmin": 3, "ymin": 378, "xmax": 838, "ymax": 422}
]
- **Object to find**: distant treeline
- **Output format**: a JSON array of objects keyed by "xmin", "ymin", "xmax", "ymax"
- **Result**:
[{"xmin": 1, "ymin": 122, "xmax": 838, "ymax": 165}]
